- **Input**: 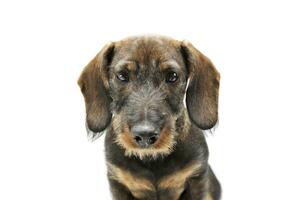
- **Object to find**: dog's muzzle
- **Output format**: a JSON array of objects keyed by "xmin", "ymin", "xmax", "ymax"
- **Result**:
[{"xmin": 125, "ymin": 86, "xmax": 168, "ymax": 148}]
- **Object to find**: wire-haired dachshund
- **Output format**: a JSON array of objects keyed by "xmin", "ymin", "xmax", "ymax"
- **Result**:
[{"xmin": 78, "ymin": 35, "xmax": 221, "ymax": 200}]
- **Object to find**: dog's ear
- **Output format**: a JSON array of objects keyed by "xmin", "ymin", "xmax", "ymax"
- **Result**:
[
  {"xmin": 78, "ymin": 43, "xmax": 115, "ymax": 140},
  {"xmin": 181, "ymin": 41, "xmax": 220, "ymax": 130}
]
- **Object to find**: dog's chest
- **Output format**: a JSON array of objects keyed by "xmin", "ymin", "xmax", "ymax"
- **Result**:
[{"xmin": 108, "ymin": 160, "xmax": 202, "ymax": 199}]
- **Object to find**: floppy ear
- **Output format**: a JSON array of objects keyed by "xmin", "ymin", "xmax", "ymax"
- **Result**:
[
  {"xmin": 78, "ymin": 43, "xmax": 115, "ymax": 140},
  {"xmin": 181, "ymin": 41, "xmax": 220, "ymax": 130}
]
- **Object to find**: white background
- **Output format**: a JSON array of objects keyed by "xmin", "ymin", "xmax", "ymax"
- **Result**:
[{"xmin": 0, "ymin": 0, "xmax": 300, "ymax": 199}]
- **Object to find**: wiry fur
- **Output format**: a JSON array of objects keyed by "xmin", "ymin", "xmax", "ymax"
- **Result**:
[
  {"xmin": 112, "ymin": 113, "xmax": 178, "ymax": 160},
  {"xmin": 78, "ymin": 35, "xmax": 221, "ymax": 200}
]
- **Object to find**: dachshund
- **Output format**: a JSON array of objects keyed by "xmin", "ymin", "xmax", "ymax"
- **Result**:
[{"xmin": 78, "ymin": 35, "xmax": 221, "ymax": 200}]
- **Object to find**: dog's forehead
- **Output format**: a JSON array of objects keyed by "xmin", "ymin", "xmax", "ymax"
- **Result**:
[{"xmin": 113, "ymin": 36, "xmax": 184, "ymax": 69}]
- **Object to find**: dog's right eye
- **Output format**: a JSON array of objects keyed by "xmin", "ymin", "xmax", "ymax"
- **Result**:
[{"xmin": 116, "ymin": 71, "xmax": 129, "ymax": 82}]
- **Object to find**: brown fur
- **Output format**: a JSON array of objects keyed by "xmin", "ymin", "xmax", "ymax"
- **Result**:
[
  {"xmin": 158, "ymin": 161, "xmax": 202, "ymax": 190},
  {"xmin": 176, "ymin": 110, "xmax": 192, "ymax": 141},
  {"xmin": 108, "ymin": 163, "xmax": 155, "ymax": 198},
  {"xmin": 78, "ymin": 35, "xmax": 221, "ymax": 200},
  {"xmin": 110, "ymin": 102, "xmax": 180, "ymax": 159},
  {"xmin": 113, "ymin": 115, "xmax": 177, "ymax": 160},
  {"xmin": 182, "ymin": 41, "xmax": 220, "ymax": 130}
]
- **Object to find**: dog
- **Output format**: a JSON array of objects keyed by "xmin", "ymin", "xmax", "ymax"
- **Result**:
[{"xmin": 78, "ymin": 35, "xmax": 221, "ymax": 200}]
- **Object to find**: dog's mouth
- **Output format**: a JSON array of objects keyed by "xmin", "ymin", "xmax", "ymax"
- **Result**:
[{"xmin": 112, "ymin": 116, "xmax": 177, "ymax": 159}]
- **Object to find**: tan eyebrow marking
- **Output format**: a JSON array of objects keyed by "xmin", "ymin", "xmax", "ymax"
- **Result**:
[
  {"xmin": 114, "ymin": 60, "xmax": 137, "ymax": 71},
  {"xmin": 159, "ymin": 60, "xmax": 181, "ymax": 71}
]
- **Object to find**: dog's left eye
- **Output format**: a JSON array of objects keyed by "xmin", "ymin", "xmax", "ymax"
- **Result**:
[
  {"xmin": 116, "ymin": 71, "xmax": 129, "ymax": 82},
  {"xmin": 166, "ymin": 71, "xmax": 178, "ymax": 83}
]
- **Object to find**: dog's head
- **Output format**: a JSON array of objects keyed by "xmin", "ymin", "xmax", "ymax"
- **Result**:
[{"xmin": 78, "ymin": 36, "xmax": 220, "ymax": 159}]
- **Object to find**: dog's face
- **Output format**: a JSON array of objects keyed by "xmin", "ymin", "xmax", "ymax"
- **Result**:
[{"xmin": 78, "ymin": 36, "xmax": 220, "ymax": 159}]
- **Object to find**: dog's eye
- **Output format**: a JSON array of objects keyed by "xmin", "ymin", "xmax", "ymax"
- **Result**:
[
  {"xmin": 116, "ymin": 71, "xmax": 129, "ymax": 82},
  {"xmin": 166, "ymin": 71, "xmax": 178, "ymax": 83}
]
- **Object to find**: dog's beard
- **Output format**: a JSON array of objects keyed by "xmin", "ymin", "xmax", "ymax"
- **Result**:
[{"xmin": 112, "ymin": 114, "xmax": 178, "ymax": 160}]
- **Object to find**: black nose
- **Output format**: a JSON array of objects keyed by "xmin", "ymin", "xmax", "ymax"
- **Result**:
[{"xmin": 131, "ymin": 124, "xmax": 159, "ymax": 147}]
